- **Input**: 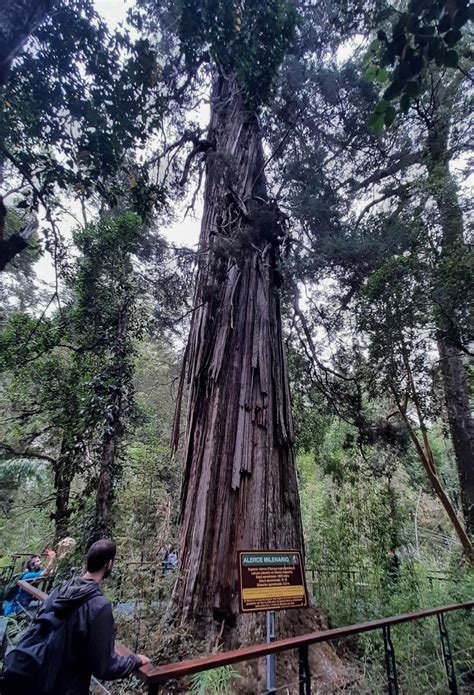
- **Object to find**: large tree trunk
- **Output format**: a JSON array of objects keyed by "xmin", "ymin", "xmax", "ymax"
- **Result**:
[
  {"xmin": 426, "ymin": 106, "xmax": 474, "ymax": 537},
  {"xmin": 169, "ymin": 72, "xmax": 306, "ymax": 651},
  {"xmin": 0, "ymin": 0, "xmax": 57, "ymax": 85}
]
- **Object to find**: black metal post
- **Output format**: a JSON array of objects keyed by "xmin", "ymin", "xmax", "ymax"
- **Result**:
[
  {"xmin": 382, "ymin": 625, "xmax": 399, "ymax": 695},
  {"xmin": 298, "ymin": 644, "xmax": 311, "ymax": 695},
  {"xmin": 148, "ymin": 684, "xmax": 159, "ymax": 695},
  {"xmin": 437, "ymin": 612, "xmax": 459, "ymax": 695}
]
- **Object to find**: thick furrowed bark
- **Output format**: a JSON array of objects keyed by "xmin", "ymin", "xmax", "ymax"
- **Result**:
[{"xmin": 170, "ymin": 74, "xmax": 305, "ymax": 647}]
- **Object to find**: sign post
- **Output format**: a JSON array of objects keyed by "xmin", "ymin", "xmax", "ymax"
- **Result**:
[
  {"xmin": 238, "ymin": 550, "xmax": 308, "ymax": 694},
  {"xmin": 266, "ymin": 609, "xmax": 276, "ymax": 694}
]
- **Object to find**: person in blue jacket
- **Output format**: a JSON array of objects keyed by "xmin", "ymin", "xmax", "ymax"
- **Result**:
[{"xmin": 3, "ymin": 551, "xmax": 55, "ymax": 616}]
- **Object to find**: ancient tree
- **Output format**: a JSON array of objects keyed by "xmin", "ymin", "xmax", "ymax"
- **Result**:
[{"xmin": 164, "ymin": 1, "xmax": 307, "ymax": 646}]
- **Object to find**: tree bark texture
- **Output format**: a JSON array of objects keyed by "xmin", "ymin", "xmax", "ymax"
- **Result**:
[
  {"xmin": 0, "ymin": 0, "xmax": 57, "ymax": 85},
  {"xmin": 92, "ymin": 307, "xmax": 128, "ymax": 543},
  {"xmin": 170, "ymin": 73, "xmax": 305, "ymax": 647},
  {"xmin": 53, "ymin": 464, "xmax": 71, "ymax": 543},
  {"xmin": 426, "ymin": 111, "xmax": 474, "ymax": 537}
]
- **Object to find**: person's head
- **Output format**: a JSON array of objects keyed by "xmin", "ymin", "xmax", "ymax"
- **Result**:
[
  {"xmin": 26, "ymin": 555, "xmax": 42, "ymax": 572},
  {"xmin": 85, "ymin": 539, "xmax": 116, "ymax": 580}
]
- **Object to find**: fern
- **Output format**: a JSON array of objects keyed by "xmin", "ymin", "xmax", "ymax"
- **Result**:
[
  {"xmin": 0, "ymin": 458, "xmax": 47, "ymax": 483},
  {"xmin": 189, "ymin": 666, "xmax": 242, "ymax": 695}
]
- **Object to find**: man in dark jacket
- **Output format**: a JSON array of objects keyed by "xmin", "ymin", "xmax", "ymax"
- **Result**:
[{"xmin": 1, "ymin": 539, "xmax": 149, "ymax": 694}]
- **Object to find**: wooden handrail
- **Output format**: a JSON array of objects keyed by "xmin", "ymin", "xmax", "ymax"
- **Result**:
[
  {"xmin": 144, "ymin": 600, "xmax": 474, "ymax": 683},
  {"xmin": 17, "ymin": 580, "xmax": 48, "ymax": 602},
  {"xmin": 17, "ymin": 580, "xmax": 473, "ymax": 688}
]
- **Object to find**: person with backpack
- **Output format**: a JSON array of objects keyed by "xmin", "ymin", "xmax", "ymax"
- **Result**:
[{"xmin": 1, "ymin": 539, "xmax": 150, "ymax": 694}]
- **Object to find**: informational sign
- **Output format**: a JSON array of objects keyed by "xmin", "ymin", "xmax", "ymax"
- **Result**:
[{"xmin": 238, "ymin": 550, "xmax": 308, "ymax": 613}]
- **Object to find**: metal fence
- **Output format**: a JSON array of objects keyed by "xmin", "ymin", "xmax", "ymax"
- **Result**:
[{"xmin": 9, "ymin": 580, "xmax": 473, "ymax": 695}]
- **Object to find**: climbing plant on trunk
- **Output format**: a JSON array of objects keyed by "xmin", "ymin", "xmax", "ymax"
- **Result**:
[{"xmin": 70, "ymin": 214, "xmax": 145, "ymax": 544}]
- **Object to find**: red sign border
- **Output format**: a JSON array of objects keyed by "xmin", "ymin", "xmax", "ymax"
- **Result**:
[{"xmin": 237, "ymin": 549, "xmax": 309, "ymax": 614}]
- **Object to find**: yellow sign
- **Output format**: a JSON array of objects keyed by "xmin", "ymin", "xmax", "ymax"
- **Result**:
[{"xmin": 238, "ymin": 550, "xmax": 308, "ymax": 613}]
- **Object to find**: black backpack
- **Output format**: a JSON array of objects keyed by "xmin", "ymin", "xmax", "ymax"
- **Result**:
[
  {"xmin": 2, "ymin": 574, "xmax": 22, "ymax": 603},
  {"xmin": 2, "ymin": 596, "xmax": 91, "ymax": 694}
]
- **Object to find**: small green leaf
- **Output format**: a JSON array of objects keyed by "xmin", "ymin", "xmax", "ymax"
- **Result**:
[
  {"xmin": 444, "ymin": 49, "xmax": 459, "ymax": 67},
  {"xmin": 435, "ymin": 47, "xmax": 446, "ymax": 67},
  {"xmin": 405, "ymin": 81, "xmax": 420, "ymax": 97},
  {"xmin": 384, "ymin": 106, "xmax": 397, "ymax": 127},
  {"xmin": 400, "ymin": 93, "xmax": 411, "ymax": 114},
  {"xmin": 427, "ymin": 37, "xmax": 443, "ymax": 60},
  {"xmin": 375, "ymin": 99, "xmax": 390, "ymax": 114},
  {"xmin": 452, "ymin": 7, "xmax": 469, "ymax": 28},
  {"xmin": 375, "ymin": 67, "xmax": 389, "ymax": 83},
  {"xmin": 438, "ymin": 14, "xmax": 452, "ymax": 32},
  {"xmin": 369, "ymin": 112, "xmax": 385, "ymax": 134},
  {"xmin": 364, "ymin": 65, "xmax": 378, "ymax": 81},
  {"xmin": 383, "ymin": 80, "xmax": 404, "ymax": 100}
]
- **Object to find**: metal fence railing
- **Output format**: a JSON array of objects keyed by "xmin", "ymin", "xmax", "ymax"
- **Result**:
[{"xmin": 10, "ymin": 580, "xmax": 473, "ymax": 695}]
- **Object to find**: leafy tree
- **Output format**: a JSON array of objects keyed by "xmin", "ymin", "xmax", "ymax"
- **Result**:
[
  {"xmin": 365, "ymin": 0, "xmax": 473, "ymax": 123},
  {"xmin": 0, "ymin": 0, "xmax": 165, "ymax": 270},
  {"xmin": 70, "ymin": 214, "xmax": 147, "ymax": 542}
]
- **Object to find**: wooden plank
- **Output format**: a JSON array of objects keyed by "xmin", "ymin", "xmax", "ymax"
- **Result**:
[{"xmin": 17, "ymin": 579, "xmax": 48, "ymax": 602}]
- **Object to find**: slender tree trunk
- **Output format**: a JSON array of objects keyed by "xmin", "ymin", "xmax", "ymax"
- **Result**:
[
  {"xmin": 169, "ymin": 73, "xmax": 305, "ymax": 649},
  {"xmin": 0, "ymin": 0, "xmax": 57, "ymax": 85},
  {"xmin": 426, "ymin": 108, "xmax": 474, "ymax": 536},
  {"xmin": 91, "ymin": 307, "xmax": 128, "ymax": 542},
  {"xmin": 390, "ymin": 364, "xmax": 473, "ymax": 561},
  {"xmin": 53, "ymin": 464, "xmax": 71, "ymax": 542}
]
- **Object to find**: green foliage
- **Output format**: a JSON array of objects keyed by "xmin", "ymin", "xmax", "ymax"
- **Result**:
[
  {"xmin": 188, "ymin": 665, "xmax": 242, "ymax": 695},
  {"xmin": 175, "ymin": 0, "xmax": 299, "ymax": 107},
  {"xmin": 365, "ymin": 0, "xmax": 473, "ymax": 125},
  {"xmin": 0, "ymin": 0, "xmax": 165, "ymax": 221}
]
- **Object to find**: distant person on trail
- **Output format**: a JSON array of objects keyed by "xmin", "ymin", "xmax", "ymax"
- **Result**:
[
  {"xmin": 1, "ymin": 539, "xmax": 150, "ymax": 695},
  {"xmin": 387, "ymin": 547, "xmax": 401, "ymax": 583},
  {"xmin": 162, "ymin": 545, "xmax": 178, "ymax": 576},
  {"xmin": 3, "ymin": 550, "xmax": 55, "ymax": 617}
]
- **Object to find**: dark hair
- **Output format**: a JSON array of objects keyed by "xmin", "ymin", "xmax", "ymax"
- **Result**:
[
  {"xmin": 86, "ymin": 540, "xmax": 116, "ymax": 572},
  {"xmin": 26, "ymin": 555, "xmax": 41, "ymax": 572}
]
